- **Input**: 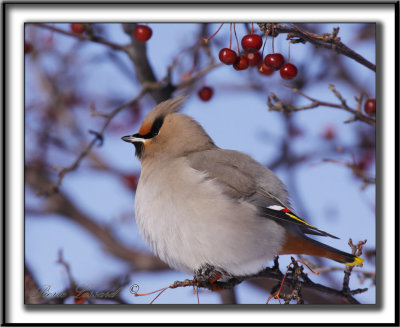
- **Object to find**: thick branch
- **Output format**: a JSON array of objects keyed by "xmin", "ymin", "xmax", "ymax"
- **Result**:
[
  {"xmin": 35, "ymin": 23, "xmax": 174, "ymax": 104},
  {"xmin": 157, "ymin": 267, "xmax": 363, "ymax": 304},
  {"xmin": 122, "ymin": 24, "xmax": 175, "ymax": 103},
  {"xmin": 136, "ymin": 256, "xmax": 366, "ymax": 304}
]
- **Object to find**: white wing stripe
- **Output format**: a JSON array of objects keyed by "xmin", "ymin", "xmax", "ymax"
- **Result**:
[{"xmin": 267, "ymin": 205, "xmax": 285, "ymax": 211}]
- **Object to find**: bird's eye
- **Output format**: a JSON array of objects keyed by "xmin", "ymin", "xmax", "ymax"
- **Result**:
[
  {"xmin": 149, "ymin": 117, "xmax": 163, "ymax": 138},
  {"xmin": 139, "ymin": 116, "xmax": 164, "ymax": 139}
]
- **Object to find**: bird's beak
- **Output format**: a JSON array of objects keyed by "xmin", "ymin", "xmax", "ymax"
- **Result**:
[{"xmin": 121, "ymin": 134, "xmax": 146, "ymax": 144}]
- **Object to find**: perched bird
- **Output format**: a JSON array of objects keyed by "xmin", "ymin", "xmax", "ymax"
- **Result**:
[{"xmin": 122, "ymin": 97, "xmax": 363, "ymax": 280}]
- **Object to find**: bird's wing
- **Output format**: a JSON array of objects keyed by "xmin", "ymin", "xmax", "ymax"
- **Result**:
[
  {"xmin": 259, "ymin": 205, "xmax": 339, "ymax": 239},
  {"xmin": 187, "ymin": 149, "xmax": 256, "ymax": 199},
  {"xmin": 187, "ymin": 148, "xmax": 338, "ymax": 239}
]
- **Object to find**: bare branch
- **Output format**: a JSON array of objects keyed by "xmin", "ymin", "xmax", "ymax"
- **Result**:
[
  {"xmin": 136, "ymin": 256, "xmax": 365, "ymax": 304},
  {"xmin": 56, "ymin": 249, "xmax": 76, "ymax": 288},
  {"xmin": 39, "ymin": 84, "xmax": 159, "ymax": 196},
  {"xmin": 342, "ymin": 239, "xmax": 368, "ymax": 295},
  {"xmin": 267, "ymin": 85, "xmax": 376, "ymax": 127},
  {"xmin": 257, "ymin": 23, "xmax": 376, "ymax": 72},
  {"xmin": 35, "ymin": 23, "xmax": 127, "ymax": 51}
]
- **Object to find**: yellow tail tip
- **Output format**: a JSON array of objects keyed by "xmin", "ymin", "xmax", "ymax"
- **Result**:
[{"xmin": 345, "ymin": 256, "xmax": 364, "ymax": 266}]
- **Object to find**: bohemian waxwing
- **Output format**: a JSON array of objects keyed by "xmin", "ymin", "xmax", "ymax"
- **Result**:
[{"xmin": 122, "ymin": 97, "xmax": 363, "ymax": 279}]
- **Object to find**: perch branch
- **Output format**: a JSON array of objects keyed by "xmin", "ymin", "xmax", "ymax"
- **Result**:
[{"xmin": 136, "ymin": 255, "xmax": 366, "ymax": 304}]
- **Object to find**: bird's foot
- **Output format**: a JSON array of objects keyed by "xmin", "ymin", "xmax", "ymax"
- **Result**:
[{"xmin": 194, "ymin": 264, "xmax": 223, "ymax": 291}]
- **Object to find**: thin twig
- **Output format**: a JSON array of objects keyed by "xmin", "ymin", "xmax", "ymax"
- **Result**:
[
  {"xmin": 177, "ymin": 62, "xmax": 222, "ymax": 89},
  {"xmin": 343, "ymin": 239, "xmax": 368, "ymax": 295},
  {"xmin": 297, "ymin": 254, "xmax": 375, "ymax": 285},
  {"xmin": 267, "ymin": 85, "xmax": 376, "ymax": 127},
  {"xmin": 56, "ymin": 249, "xmax": 76, "ymax": 288},
  {"xmin": 39, "ymin": 84, "xmax": 159, "ymax": 196},
  {"xmin": 35, "ymin": 23, "xmax": 127, "ymax": 51}
]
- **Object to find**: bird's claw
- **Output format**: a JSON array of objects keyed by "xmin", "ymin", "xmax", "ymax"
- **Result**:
[{"xmin": 194, "ymin": 264, "xmax": 223, "ymax": 289}]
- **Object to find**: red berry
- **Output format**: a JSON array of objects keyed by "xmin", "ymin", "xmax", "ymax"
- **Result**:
[
  {"xmin": 218, "ymin": 48, "xmax": 237, "ymax": 65},
  {"xmin": 241, "ymin": 34, "xmax": 263, "ymax": 52},
  {"xmin": 322, "ymin": 126, "xmax": 336, "ymax": 140},
  {"xmin": 123, "ymin": 174, "xmax": 138, "ymax": 190},
  {"xmin": 264, "ymin": 53, "xmax": 285, "ymax": 70},
  {"xmin": 356, "ymin": 160, "xmax": 367, "ymax": 171},
  {"xmin": 258, "ymin": 62, "xmax": 274, "ymax": 76},
  {"xmin": 24, "ymin": 41, "xmax": 32, "ymax": 54},
  {"xmin": 198, "ymin": 86, "xmax": 213, "ymax": 101},
  {"xmin": 245, "ymin": 51, "xmax": 262, "ymax": 66},
  {"xmin": 70, "ymin": 23, "xmax": 85, "ymax": 34},
  {"xmin": 364, "ymin": 98, "xmax": 376, "ymax": 116},
  {"xmin": 133, "ymin": 25, "xmax": 152, "ymax": 42},
  {"xmin": 233, "ymin": 55, "xmax": 249, "ymax": 71},
  {"xmin": 280, "ymin": 63, "xmax": 298, "ymax": 80}
]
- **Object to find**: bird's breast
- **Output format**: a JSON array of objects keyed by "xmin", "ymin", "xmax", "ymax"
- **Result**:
[{"xmin": 134, "ymin": 157, "xmax": 286, "ymax": 276}]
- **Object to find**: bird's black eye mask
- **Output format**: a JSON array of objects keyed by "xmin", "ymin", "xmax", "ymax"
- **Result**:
[
  {"xmin": 134, "ymin": 116, "xmax": 164, "ymax": 139},
  {"xmin": 133, "ymin": 116, "xmax": 164, "ymax": 159}
]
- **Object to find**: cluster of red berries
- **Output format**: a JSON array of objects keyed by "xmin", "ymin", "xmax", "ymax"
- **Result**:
[
  {"xmin": 217, "ymin": 33, "xmax": 261, "ymax": 72},
  {"xmin": 218, "ymin": 33, "xmax": 263, "ymax": 71},
  {"xmin": 199, "ymin": 24, "xmax": 300, "ymax": 102},
  {"xmin": 260, "ymin": 53, "xmax": 298, "ymax": 80},
  {"xmin": 205, "ymin": 24, "xmax": 298, "ymax": 80}
]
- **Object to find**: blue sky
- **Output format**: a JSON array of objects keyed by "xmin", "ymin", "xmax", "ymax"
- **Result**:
[{"xmin": 25, "ymin": 23, "xmax": 376, "ymax": 304}]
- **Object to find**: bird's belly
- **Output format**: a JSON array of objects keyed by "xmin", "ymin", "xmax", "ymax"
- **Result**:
[{"xmin": 134, "ymin": 160, "xmax": 286, "ymax": 276}]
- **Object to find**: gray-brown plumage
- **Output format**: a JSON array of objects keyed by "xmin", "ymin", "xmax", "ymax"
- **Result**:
[{"xmin": 122, "ymin": 96, "xmax": 364, "ymax": 277}]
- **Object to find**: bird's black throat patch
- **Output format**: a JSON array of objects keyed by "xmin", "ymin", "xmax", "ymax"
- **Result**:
[{"xmin": 134, "ymin": 141, "xmax": 144, "ymax": 159}]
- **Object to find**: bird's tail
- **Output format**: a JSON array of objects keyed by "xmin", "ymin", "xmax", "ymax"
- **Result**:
[{"xmin": 279, "ymin": 234, "xmax": 364, "ymax": 266}]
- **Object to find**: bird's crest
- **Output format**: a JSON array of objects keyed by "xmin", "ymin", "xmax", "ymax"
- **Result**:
[{"xmin": 138, "ymin": 96, "xmax": 186, "ymax": 135}]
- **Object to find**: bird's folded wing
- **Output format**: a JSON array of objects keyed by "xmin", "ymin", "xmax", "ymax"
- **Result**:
[
  {"xmin": 187, "ymin": 148, "xmax": 338, "ymax": 239},
  {"xmin": 186, "ymin": 148, "xmax": 283, "ymax": 206},
  {"xmin": 260, "ymin": 206, "xmax": 339, "ymax": 239}
]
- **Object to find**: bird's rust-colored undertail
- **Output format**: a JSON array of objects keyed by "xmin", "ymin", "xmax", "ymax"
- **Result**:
[{"xmin": 278, "ymin": 233, "xmax": 347, "ymax": 263}]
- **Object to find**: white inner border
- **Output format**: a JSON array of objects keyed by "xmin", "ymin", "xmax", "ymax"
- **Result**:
[{"xmin": 6, "ymin": 3, "xmax": 395, "ymax": 325}]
